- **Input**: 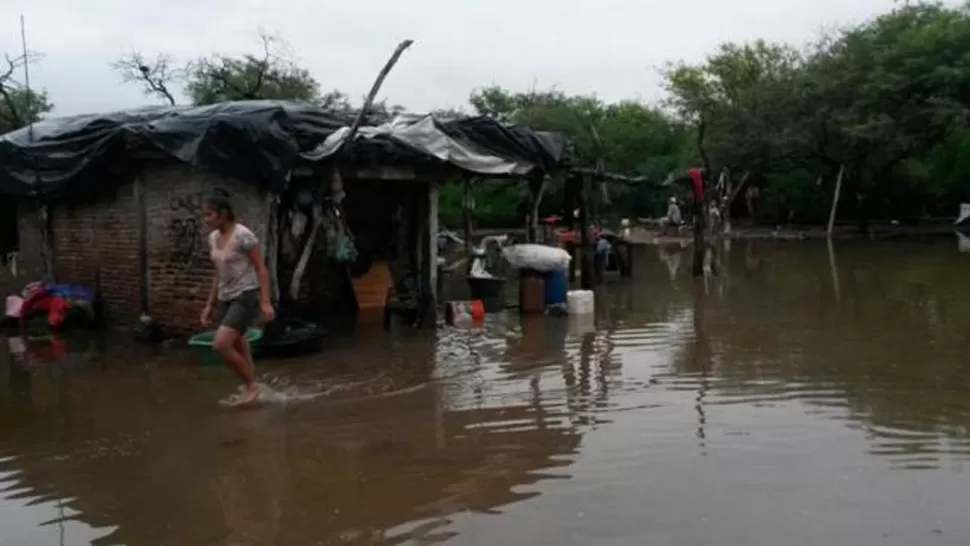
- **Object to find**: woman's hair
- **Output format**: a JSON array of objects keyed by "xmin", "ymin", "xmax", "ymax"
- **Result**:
[{"xmin": 204, "ymin": 189, "xmax": 235, "ymax": 222}]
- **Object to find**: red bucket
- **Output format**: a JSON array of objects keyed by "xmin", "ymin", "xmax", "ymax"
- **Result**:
[{"xmin": 445, "ymin": 300, "xmax": 485, "ymax": 326}]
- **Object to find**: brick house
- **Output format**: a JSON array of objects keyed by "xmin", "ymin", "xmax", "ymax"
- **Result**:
[
  {"xmin": 2, "ymin": 102, "xmax": 567, "ymax": 335},
  {"xmin": 16, "ymin": 162, "xmax": 273, "ymax": 332},
  {"xmin": 15, "ymin": 161, "xmax": 440, "ymax": 335}
]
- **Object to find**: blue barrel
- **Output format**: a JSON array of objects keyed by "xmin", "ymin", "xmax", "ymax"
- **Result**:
[{"xmin": 544, "ymin": 270, "xmax": 568, "ymax": 306}]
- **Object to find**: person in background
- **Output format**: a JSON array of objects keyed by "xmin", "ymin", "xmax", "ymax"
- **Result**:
[
  {"xmin": 200, "ymin": 190, "xmax": 275, "ymax": 405},
  {"xmin": 709, "ymin": 197, "xmax": 722, "ymax": 234},
  {"xmin": 665, "ymin": 196, "xmax": 683, "ymax": 235}
]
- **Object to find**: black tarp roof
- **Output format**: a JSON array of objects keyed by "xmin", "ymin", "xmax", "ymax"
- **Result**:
[{"xmin": 0, "ymin": 100, "xmax": 568, "ymax": 199}]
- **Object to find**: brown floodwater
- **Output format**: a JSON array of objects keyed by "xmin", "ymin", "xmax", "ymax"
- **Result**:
[{"xmin": 3, "ymin": 238, "xmax": 970, "ymax": 545}]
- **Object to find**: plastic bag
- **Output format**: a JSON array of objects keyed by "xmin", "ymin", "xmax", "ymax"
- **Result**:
[
  {"xmin": 502, "ymin": 244, "xmax": 571, "ymax": 273},
  {"xmin": 469, "ymin": 256, "xmax": 495, "ymax": 279}
]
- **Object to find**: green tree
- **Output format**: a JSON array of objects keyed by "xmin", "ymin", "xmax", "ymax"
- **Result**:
[
  {"xmin": 663, "ymin": 2, "xmax": 970, "ymax": 225},
  {"xmin": 464, "ymin": 86, "xmax": 690, "ymax": 224},
  {"xmin": 185, "ymin": 34, "xmax": 319, "ymax": 104},
  {"xmin": 664, "ymin": 40, "xmax": 805, "ymax": 174},
  {"xmin": 0, "ymin": 53, "xmax": 53, "ymax": 134},
  {"xmin": 114, "ymin": 33, "xmax": 343, "ymax": 107},
  {"xmin": 800, "ymin": 2, "xmax": 970, "ymax": 221}
]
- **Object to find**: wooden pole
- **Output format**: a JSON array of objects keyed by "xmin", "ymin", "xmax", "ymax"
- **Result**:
[
  {"xmin": 20, "ymin": 16, "xmax": 54, "ymax": 280},
  {"xmin": 427, "ymin": 181, "xmax": 439, "ymax": 313},
  {"xmin": 527, "ymin": 175, "xmax": 548, "ymax": 244},
  {"xmin": 336, "ymin": 40, "xmax": 414, "ymax": 156},
  {"xmin": 461, "ymin": 178, "xmax": 473, "ymax": 255},
  {"xmin": 827, "ymin": 237, "xmax": 841, "ymax": 303},
  {"xmin": 579, "ymin": 174, "xmax": 594, "ymax": 289},
  {"xmin": 692, "ymin": 194, "xmax": 706, "ymax": 278},
  {"xmin": 291, "ymin": 40, "xmax": 413, "ymax": 299},
  {"xmin": 827, "ymin": 165, "xmax": 845, "ymax": 239},
  {"xmin": 564, "ymin": 175, "xmax": 578, "ymax": 281}
]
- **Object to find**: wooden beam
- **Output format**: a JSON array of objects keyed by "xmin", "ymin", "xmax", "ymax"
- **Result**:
[
  {"xmin": 428, "ymin": 180, "xmax": 439, "ymax": 304},
  {"xmin": 335, "ymin": 40, "xmax": 414, "ymax": 158},
  {"xmin": 461, "ymin": 178, "xmax": 474, "ymax": 256},
  {"xmin": 826, "ymin": 165, "xmax": 845, "ymax": 239},
  {"xmin": 692, "ymin": 181, "xmax": 706, "ymax": 278},
  {"xmin": 579, "ymin": 174, "xmax": 594, "ymax": 289},
  {"xmin": 570, "ymin": 167, "xmax": 653, "ymax": 185},
  {"xmin": 526, "ymin": 175, "xmax": 548, "ymax": 244},
  {"xmin": 827, "ymin": 237, "xmax": 841, "ymax": 303}
]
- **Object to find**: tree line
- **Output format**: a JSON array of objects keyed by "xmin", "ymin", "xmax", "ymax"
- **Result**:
[{"xmin": 3, "ymin": 2, "xmax": 969, "ymax": 229}]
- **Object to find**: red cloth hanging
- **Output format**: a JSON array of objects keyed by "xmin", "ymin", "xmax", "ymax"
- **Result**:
[{"xmin": 688, "ymin": 168, "xmax": 704, "ymax": 203}]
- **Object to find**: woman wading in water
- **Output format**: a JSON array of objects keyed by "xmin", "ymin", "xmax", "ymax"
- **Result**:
[{"xmin": 200, "ymin": 191, "xmax": 275, "ymax": 405}]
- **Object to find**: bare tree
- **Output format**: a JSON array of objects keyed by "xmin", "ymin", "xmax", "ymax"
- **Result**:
[{"xmin": 112, "ymin": 52, "xmax": 182, "ymax": 105}]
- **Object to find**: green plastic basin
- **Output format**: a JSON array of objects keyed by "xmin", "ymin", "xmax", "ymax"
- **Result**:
[{"xmin": 187, "ymin": 328, "xmax": 263, "ymax": 366}]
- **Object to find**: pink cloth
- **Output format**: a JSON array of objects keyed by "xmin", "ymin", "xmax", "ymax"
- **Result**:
[{"xmin": 5, "ymin": 295, "xmax": 23, "ymax": 318}]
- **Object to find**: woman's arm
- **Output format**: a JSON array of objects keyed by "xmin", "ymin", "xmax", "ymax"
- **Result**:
[
  {"xmin": 205, "ymin": 272, "xmax": 218, "ymax": 307},
  {"xmin": 201, "ymin": 272, "xmax": 218, "ymax": 325},
  {"xmin": 247, "ymin": 246, "xmax": 272, "ymax": 307}
]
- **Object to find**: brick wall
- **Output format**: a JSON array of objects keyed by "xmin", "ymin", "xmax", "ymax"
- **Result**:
[
  {"xmin": 50, "ymin": 184, "xmax": 141, "ymax": 326},
  {"xmin": 144, "ymin": 163, "xmax": 269, "ymax": 335},
  {"xmin": 17, "ymin": 162, "xmax": 269, "ymax": 335}
]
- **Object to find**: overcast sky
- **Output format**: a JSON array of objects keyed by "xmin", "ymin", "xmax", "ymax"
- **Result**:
[{"xmin": 0, "ymin": 0, "xmax": 913, "ymax": 117}]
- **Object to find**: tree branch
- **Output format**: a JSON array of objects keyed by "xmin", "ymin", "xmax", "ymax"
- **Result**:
[
  {"xmin": 112, "ymin": 52, "xmax": 180, "ymax": 105},
  {"xmin": 0, "ymin": 51, "xmax": 45, "ymax": 128},
  {"xmin": 249, "ymin": 32, "xmax": 277, "ymax": 97},
  {"xmin": 200, "ymin": 57, "xmax": 251, "ymax": 100}
]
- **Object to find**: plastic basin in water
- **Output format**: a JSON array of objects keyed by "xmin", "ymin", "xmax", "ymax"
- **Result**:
[{"xmin": 188, "ymin": 328, "xmax": 263, "ymax": 366}]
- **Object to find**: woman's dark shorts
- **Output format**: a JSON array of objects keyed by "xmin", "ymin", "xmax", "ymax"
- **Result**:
[{"xmin": 217, "ymin": 289, "xmax": 261, "ymax": 333}]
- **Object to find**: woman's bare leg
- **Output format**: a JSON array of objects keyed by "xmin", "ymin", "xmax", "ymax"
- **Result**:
[
  {"xmin": 213, "ymin": 326, "xmax": 259, "ymax": 402},
  {"xmin": 235, "ymin": 335, "xmax": 257, "ymax": 380}
]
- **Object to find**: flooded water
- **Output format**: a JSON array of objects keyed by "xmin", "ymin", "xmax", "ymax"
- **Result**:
[{"xmin": 3, "ymin": 238, "xmax": 970, "ymax": 545}]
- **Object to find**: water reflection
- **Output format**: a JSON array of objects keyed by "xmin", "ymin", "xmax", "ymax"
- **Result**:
[
  {"xmin": 654, "ymin": 239, "xmax": 970, "ymax": 470},
  {"xmin": 0, "ymin": 325, "xmax": 594, "ymax": 545},
  {"xmin": 2, "ymin": 239, "xmax": 970, "ymax": 545}
]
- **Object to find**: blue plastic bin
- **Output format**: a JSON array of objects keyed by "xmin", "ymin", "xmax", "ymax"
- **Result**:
[{"xmin": 544, "ymin": 270, "xmax": 568, "ymax": 306}]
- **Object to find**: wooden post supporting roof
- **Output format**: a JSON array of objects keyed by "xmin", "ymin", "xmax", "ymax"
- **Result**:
[
  {"xmin": 691, "ymin": 173, "xmax": 706, "ymax": 278},
  {"xmin": 579, "ymin": 173, "xmax": 594, "ymax": 290},
  {"xmin": 461, "ymin": 178, "xmax": 474, "ymax": 256},
  {"xmin": 526, "ymin": 174, "xmax": 548, "ymax": 244}
]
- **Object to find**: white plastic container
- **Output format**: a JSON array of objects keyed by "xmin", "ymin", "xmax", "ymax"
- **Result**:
[
  {"xmin": 566, "ymin": 290, "xmax": 595, "ymax": 315},
  {"xmin": 568, "ymin": 314, "xmax": 596, "ymax": 336}
]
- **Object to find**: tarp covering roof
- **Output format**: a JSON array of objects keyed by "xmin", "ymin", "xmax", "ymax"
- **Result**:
[{"xmin": 0, "ymin": 100, "xmax": 569, "ymax": 199}]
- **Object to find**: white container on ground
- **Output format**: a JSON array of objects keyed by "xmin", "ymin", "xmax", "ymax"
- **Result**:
[
  {"xmin": 568, "ymin": 314, "xmax": 596, "ymax": 336},
  {"xmin": 566, "ymin": 290, "xmax": 595, "ymax": 315}
]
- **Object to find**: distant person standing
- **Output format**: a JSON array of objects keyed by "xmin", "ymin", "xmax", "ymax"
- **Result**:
[
  {"xmin": 200, "ymin": 190, "xmax": 275, "ymax": 406},
  {"xmin": 665, "ymin": 196, "xmax": 683, "ymax": 235}
]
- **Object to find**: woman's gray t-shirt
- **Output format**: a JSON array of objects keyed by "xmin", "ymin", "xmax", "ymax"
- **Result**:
[{"xmin": 209, "ymin": 224, "xmax": 260, "ymax": 302}]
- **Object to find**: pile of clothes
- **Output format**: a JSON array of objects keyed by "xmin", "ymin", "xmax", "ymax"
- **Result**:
[{"xmin": 4, "ymin": 281, "xmax": 95, "ymax": 331}]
